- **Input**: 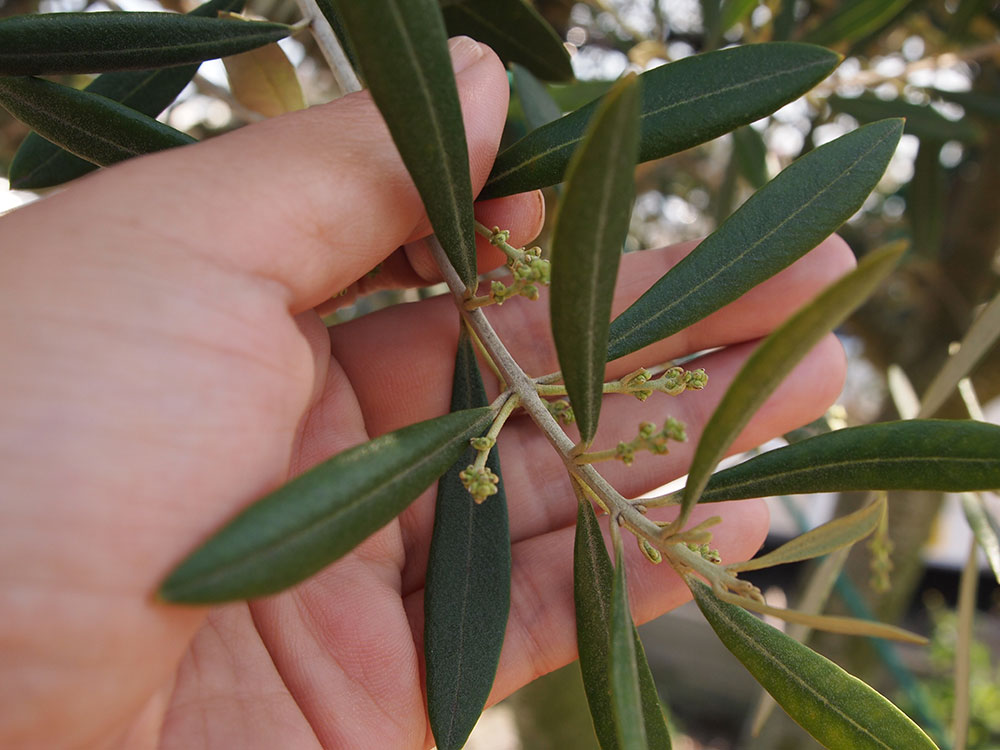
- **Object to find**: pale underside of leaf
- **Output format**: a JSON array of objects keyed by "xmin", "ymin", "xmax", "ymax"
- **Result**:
[{"xmin": 730, "ymin": 495, "xmax": 886, "ymax": 572}]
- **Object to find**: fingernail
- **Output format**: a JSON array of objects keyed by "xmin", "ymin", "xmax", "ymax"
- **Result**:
[{"xmin": 449, "ymin": 36, "xmax": 485, "ymax": 73}]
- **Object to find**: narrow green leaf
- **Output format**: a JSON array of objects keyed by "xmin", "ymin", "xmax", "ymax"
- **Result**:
[
  {"xmin": 918, "ymin": 289, "xmax": 1000, "ymax": 417},
  {"xmin": 8, "ymin": 0, "xmax": 243, "ymax": 190},
  {"xmin": 830, "ymin": 93, "xmax": 983, "ymax": 144},
  {"xmin": 720, "ymin": 0, "xmax": 758, "ymax": 32},
  {"xmin": 328, "ymin": 0, "xmax": 478, "ymax": 289},
  {"xmin": 691, "ymin": 580, "xmax": 940, "ymax": 750},
  {"xmin": 425, "ymin": 333, "xmax": 510, "ymax": 750},
  {"xmin": 732, "ymin": 125, "xmax": 768, "ymax": 189},
  {"xmin": 574, "ymin": 498, "xmax": 671, "ymax": 750},
  {"xmin": 909, "ymin": 140, "xmax": 947, "ymax": 258},
  {"xmin": 159, "ymin": 407, "xmax": 493, "ymax": 603},
  {"xmin": 803, "ymin": 0, "xmax": 913, "ymax": 48},
  {"xmin": 607, "ymin": 120, "xmax": 903, "ymax": 362},
  {"xmin": 609, "ymin": 526, "xmax": 648, "ymax": 750},
  {"xmin": 701, "ymin": 0, "xmax": 723, "ymax": 50},
  {"xmin": 481, "ymin": 42, "xmax": 840, "ymax": 199},
  {"xmin": 711, "ymin": 585, "xmax": 927, "ymax": 644},
  {"xmin": 0, "ymin": 12, "xmax": 291, "ymax": 76},
  {"xmin": 442, "ymin": 0, "xmax": 572, "ymax": 82},
  {"xmin": 731, "ymin": 497, "xmax": 886, "ymax": 572},
  {"xmin": 678, "ymin": 242, "xmax": 905, "ymax": 525},
  {"xmin": 772, "ymin": 0, "xmax": 797, "ymax": 41},
  {"xmin": 697, "ymin": 419, "xmax": 1000, "ymax": 503},
  {"xmin": 551, "ymin": 75, "xmax": 640, "ymax": 445},
  {"xmin": 0, "ymin": 76, "xmax": 195, "ymax": 168},
  {"xmin": 960, "ymin": 492, "xmax": 1000, "ymax": 584},
  {"xmin": 512, "ymin": 63, "xmax": 563, "ymax": 132}
]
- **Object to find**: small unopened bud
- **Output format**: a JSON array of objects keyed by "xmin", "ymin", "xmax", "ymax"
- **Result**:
[
  {"xmin": 470, "ymin": 436, "xmax": 495, "ymax": 451},
  {"xmin": 459, "ymin": 465, "xmax": 500, "ymax": 503}
]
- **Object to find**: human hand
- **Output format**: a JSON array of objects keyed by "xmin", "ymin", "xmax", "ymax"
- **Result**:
[{"xmin": 0, "ymin": 38, "xmax": 851, "ymax": 749}]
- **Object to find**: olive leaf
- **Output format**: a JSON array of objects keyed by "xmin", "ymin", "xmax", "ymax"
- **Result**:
[
  {"xmin": 609, "ymin": 525, "xmax": 648, "ymax": 750},
  {"xmin": 550, "ymin": 74, "xmax": 639, "ymax": 445},
  {"xmin": 327, "ymin": 0, "xmax": 478, "ymax": 289},
  {"xmin": 677, "ymin": 241, "xmax": 905, "ymax": 527},
  {"xmin": 481, "ymin": 42, "xmax": 839, "ymax": 199},
  {"xmin": 7, "ymin": 0, "xmax": 244, "ymax": 190},
  {"xmin": 918, "ymin": 289, "xmax": 1000, "ymax": 417},
  {"xmin": 696, "ymin": 419, "xmax": 1000, "ymax": 503},
  {"xmin": 691, "ymin": 580, "xmax": 939, "ymax": 750},
  {"xmin": 830, "ymin": 93, "xmax": 983, "ymax": 143},
  {"xmin": 606, "ymin": 120, "xmax": 904, "ymax": 362},
  {"xmin": 803, "ymin": 0, "xmax": 917, "ymax": 48},
  {"xmin": 730, "ymin": 496, "xmax": 886, "ymax": 572},
  {"xmin": 0, "ymin": 12, "xmax": 291, "ymax": 75},
  {"xmin": 574, "ymin": 495, "xmax": 672, "ymax": 750},
  {"xmin": 0, "ymin": 76, "xmax": 195, "ymax": 167},
  {"xmin": 442, "ymin": 0, "xmax": 572, "ymax": 82},
  {"xmin": 512, "ymin": 63, "xmax": 563, "ymax": 132},
  {"xmin": 159, "ymin": 407, "xmax": 493, "ymax": 603},
  {"xmin": 223, "ymin": 42, "xmax": 305, "ymax": 117},
  {"xmin": 425, "ymin": 333, "xmax": 511, "ymax": 750}
]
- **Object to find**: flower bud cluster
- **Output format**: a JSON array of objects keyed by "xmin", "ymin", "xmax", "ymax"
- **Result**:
[
  {"xmin": 622, "ymin": 366, "xmax": 708, "ymax": 401},
  {"xmin": 459, "ymin": 465, "xmax": 500, "ymax": 504},
  {"xmin": 614, "ymin": 417, "xmax": 687, "ymax": 465},
  {"xmin": 686, "ymin": 542, "xmax": 722, "ymax": 564},
  {"xmin": 489, "ymin": 246, "xmax": 550, "ymax": 305},
  {"xmin": 545, "ymin": 398, "xmax": 575, "ymax": 425}
]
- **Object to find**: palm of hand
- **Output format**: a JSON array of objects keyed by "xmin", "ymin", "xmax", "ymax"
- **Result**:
[{"xmin": 0, "ymin": 41, "xmax": 847, "ymax": 748}]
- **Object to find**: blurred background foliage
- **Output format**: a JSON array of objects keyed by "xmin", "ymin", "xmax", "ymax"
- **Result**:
[{"xmin": 2, "ymin": 0, "xmax": 998, "ymax": 747}]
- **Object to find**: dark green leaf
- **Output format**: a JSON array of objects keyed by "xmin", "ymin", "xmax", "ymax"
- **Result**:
[
  {"xmin": 830, "ymin": 93, "xmax": 982, "ymax": 143},
  {"xmin": 609, "ymin": 528, "xmax": 648, "ymax": 750},
  {"xmin": 772, "ymin": 0, "xmax": 797, "ymax": 41},
  {"xmin": 607, "ymin": 120, "xmax": 903, "ymax": 362},
  {"xmin": 701, "ymin": 0, "xmax": 723, "ymax": 49},
  {"xmin": 678, "ymin": 242, "xmax": 904, "ymax": 524},
  {"xmin": 443, "ymin": 0, "xmax": 572, "ymax": 82},
  {"xmin": 909, "ymin": 140, "xmax": 946, "ymax": 258},
  {"xmin": 691, "ymin": 580, "xmax": 939, "ymax": 750},
  {"xmin": 425, "ymin": 333, "xmax": 510, "ymax": 750},
  {"xmin": 574, "ymin": 498, "xmax": 671, "ymax": 750},
  {"xmin": 512, "ymin": 63, "xmax": 563, "ymax": 132},
  {"xmin": 698, "ymin": 419, "xmax": 1000, "ymax": 503},
  {"xmin": 159, "ymin": 407, "xmax": 493, "ymax": 603},
  {"xmin": 8, "ymin": 0, "xmax": 245, "ymax": 190},
  {"xmin": 481, "ymin": 43, "xmax": 840, "ymax": 199},
  {"xmin": 551, "ymin": 74, "xmax": 640, "ymax": 444},
  {"xmin": 803, "ymin": 0, "xmax": 913, "ymax": 48},
  {"xmin": 721, "ymin": 0, "xmax": 759, "ymax": 31},
  {"xmin": 329, "ymin": 0, "xmax": 478, "ymax": 289},
  {"xmin": 732, "ymin": 125, "xmax": 768, "ymax": 189},
  {"xmin": 0, "ymin": 12, "xmax": 291, "ymax": 76},
  {"xmin": 0, "ymin": 76, "xmax": 195, "ymax": 167}
]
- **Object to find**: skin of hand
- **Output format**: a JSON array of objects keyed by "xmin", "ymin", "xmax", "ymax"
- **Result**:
[{"xmin": 0, "ymin": 37, "xmax": 852, "ymax": 750}]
